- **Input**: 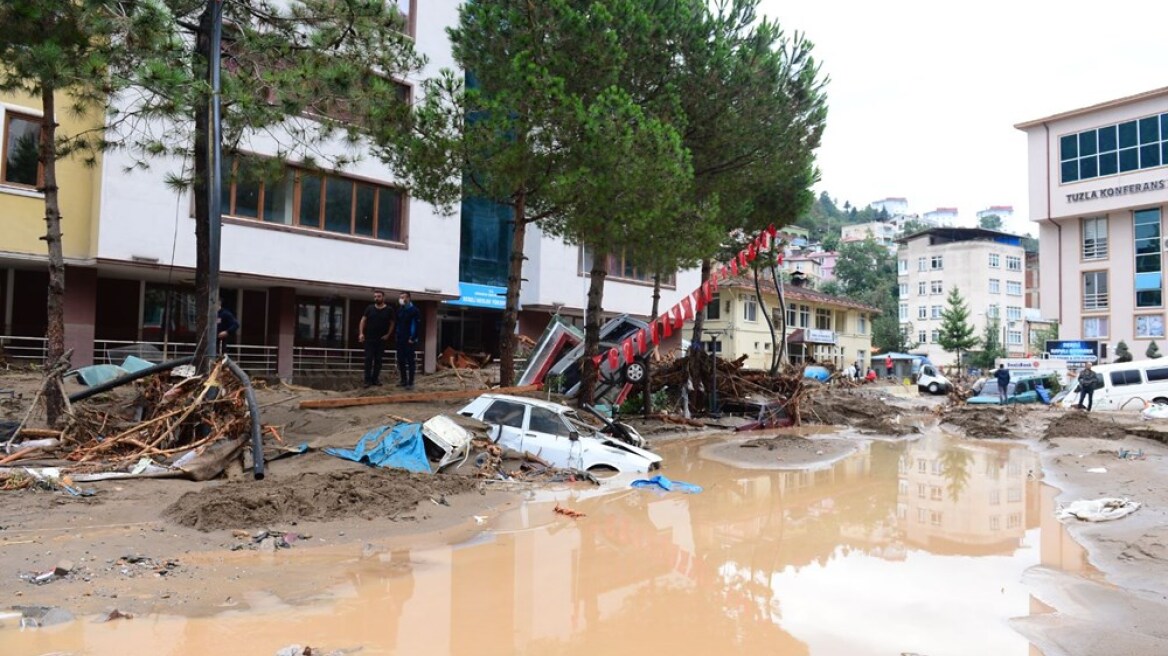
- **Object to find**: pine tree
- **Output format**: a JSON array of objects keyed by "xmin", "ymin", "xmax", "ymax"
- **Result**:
[
  {"xmin": 1115, "ymin": 340, "xmax": 1133, "ymax": 362},
  {"xmin": 1148, "ymin": 341, "xmax": 1162, "ymax": 359},
  {"xmin": 937, "ymin": 287, "xmax": 979, "ymax": 367}
]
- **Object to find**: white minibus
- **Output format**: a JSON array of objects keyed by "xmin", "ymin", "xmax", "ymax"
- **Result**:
[{"xmin": 1060, "ymin": 360, "xmax": 1168, "ymax": 411}]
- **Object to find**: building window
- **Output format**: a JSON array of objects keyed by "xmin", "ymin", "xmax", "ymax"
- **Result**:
[
  {"xmin": 930, "ymin": 281, "xmax": 943, "ymax": 295},
  {"xmin": 918, "ymin": 330, "xmax": 928, "ymax": 344},
  {"xmin": 1135, "ymin": 208, "xmax": 1162, "ymax": 308},
  {"xmin": 2, "ymin": 112, "xmax": 41, "ymax": 187},
  {"xmin": 798, "ymin": 304, "xmax": 810, "ymax": 328},
  {"xmin": 743, "ymin": 295, "xmax": 758, "ymax": 322},
  {"xmin": 296, "ymin": 296, "xmax": 346, "ymax": 347},
  {"xmin": 918, "ymin": 305, "xmax": 927, "ymax": 320},
  {"xmin": 931, "ymin": 329, "xmax": 941, "ymax": 343},
  {"xmin": 858, "ymin": 314, "xmax": 868, "ymax": 334},
  {"xmin": 990, "ymin": 516, "xmax": 1001, "ymax": 530},
  {"xmin": 917, "ymin": 458, "xmax": 927, "ymax": 473},
  {"xmin": 1083, "ymin": 271, "xmax": 1109, "ymax": 310},
  {"xmin": 989, "ymin": 279, "xmax": 1000, "ymax": 294},
  {"xmin": 930, "ymin": 511, "xmax": 943, "ymax": 526},
  {"xmin": 705, "ymin": 293, "xmax": 721, "ymax": 320},
  {"xmin": 898, "ymin": 283, "xmax": 908, "ymax": 296},
  {"xmin": 836, "ymin": 311, "xmax": 848, "ymax": 333},
  {"xmin": 898, "ymin": 303, "xmax": 908, "ymax": 321},
  {"xmin": 1006, "ymin": 255, "xmax": 1022, "ymax": 271},
  {"xmin": 989, "ymin": 489, "xmax": 1000, "ymax": 505},
  {"xmin": 918, "ymin": 281, "xmax": 927, "ymax": 295},
  {"xmin": 1137, "ymin": 314, "xmax": 1165, "ymax": 338},
  {"xmin": 988, "ymin": 304, "xmax": 1000, "ymax": 318},
  {"xmin": 1007, "ymin": 306, "xmax": 1022, "ymax": 321},
  {"xmin": 988, "ymin": 253, "xmax": 1001, "ymax": 268},
  {"xmin": 930, "ymin": 305, "xmax": 942, "ymax": 319},
  {"xmin": 918, "ymin": 257, "xmax": 927, "ymax": 272},
  {"xmin": 1007, "ymin": 513, "xmax": 1021, "ymax": 529},
  {"xmin": 1006, "ymin": 281, "xmax": 1022, "ymax": 296},
  {"xmin": 815, "ymin": 308, "xmax": 832, "ymax": 330},
  {"xmin": 1083, "ymin": 316, "xmax": 1109, "ymax": 338},
  {"xmin": 581, "ymin": 248, "xmax": 676, "ymax": 285},
  {"xmin": 1082, "ymin": 216, "xmax": 1108, "ymax": 259},
  {"xmin": 222, "ymin": 155, "xmax": 404, "ymax": 242},
  {"xmin": 1008, "ymin": 330, "xmax": 1023, "ymax": 345},
  {"xmin": 929, "ymin": 486, "xmax": 943, "ymax": 501},
  {"xmin": 1060, "ymin": 112, "xmax": 1168, "ymax": 183},
  {"xmin": 898, "ymin": 259, "xmax": 908, "ymax": 274},
  {"xmin": 930, "ymin": 255, "xmax": 944, "ymax": 270}
]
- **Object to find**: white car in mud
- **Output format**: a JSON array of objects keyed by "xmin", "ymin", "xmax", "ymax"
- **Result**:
[{"xmin": 458, "ymin": 394, "xmax": 662, "ymax": 474}]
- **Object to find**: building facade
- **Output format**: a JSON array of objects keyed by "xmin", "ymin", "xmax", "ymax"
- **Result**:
[
  {"xmin": 0, "ymin": 0, "xmax": 697, "ymax": 379},
  {"xmin": 976, "ymin": 205, "xmax": 1014, "ymax": 225},
  {"xmin": 840, "ymin": 221, "xmax": 898, "ymax": 250},
  {"xmin": 685, "ymin": 278, "xmax": 879, "ymax": 370},
  {"xmin": 922, "ymin": 207, "xmax": 959, "ymax": 227},
  {"xmin": 896, "ymin": 228, "xmax": 1028, "ymax": 365},
  {"xmin": 1018, "ymin": 87, "xmax": 1168, "ymax": 362}
]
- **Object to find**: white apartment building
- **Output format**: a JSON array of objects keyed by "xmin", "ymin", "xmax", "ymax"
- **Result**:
[
  {"xmin": 871, "ymin": 197, "xmax": 909, "ymax": 218},
  {"xmin": 922, "ymin": 207, "xmax": 959, "ymax": 226},
  {"xmin": 897, "ymin": 227, "xmax": 1028, "ymax": 366},
  {"xmin": 1017, "ymin": 87, "xmax": 1168, "ymax": 362},
  {"xmin": 840, "ymin": 221, "xmax": 898, "ymax": 250},
  {"xmin": 976, "ymin": 206, "xmax": 1014, "ymax": 225}
]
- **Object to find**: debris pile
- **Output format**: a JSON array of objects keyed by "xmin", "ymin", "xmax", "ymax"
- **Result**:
[
  {"xmin": 650, "ymin": 351, "xmax": 813, "ymax": 422},
  {"xmin": 467, "ymin": 437, "xmax": 599, "ymax": 484},
  {"xmin": 438, "ymin": 347, "xmax": 491, "ymax": 370},
  {"xmin": 940, "ymin": 405, "xmax": 1018, "ymax": 439}
]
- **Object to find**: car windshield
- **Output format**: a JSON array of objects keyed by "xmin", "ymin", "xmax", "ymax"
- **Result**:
[{"xmin": 565, "ymin": 412, "xmax": 598, "ymax": 435}]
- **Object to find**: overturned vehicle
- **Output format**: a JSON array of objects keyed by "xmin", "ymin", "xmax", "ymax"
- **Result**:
[{"xmin": 458, "ymin": 394, "xmax": 661, "ymax": 475}]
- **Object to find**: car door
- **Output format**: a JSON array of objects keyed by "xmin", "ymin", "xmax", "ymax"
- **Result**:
[
  {"xmin": 526, "ymin": 406, "xmax": 582, "ymax": 469},
  {"xmin": 480, "ymin": 399, "xmax": 529, "ymax": 451}
]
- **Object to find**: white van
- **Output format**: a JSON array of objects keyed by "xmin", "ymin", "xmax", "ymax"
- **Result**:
[
  {"xmin": 917, "ymin": 363, "xmax": 952, "ymax": 395},
  {"xmin": 1059, "ymin": 361, "xmax": 1168, "ymax": 411}
]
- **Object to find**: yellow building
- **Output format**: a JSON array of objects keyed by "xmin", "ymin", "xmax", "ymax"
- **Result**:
[
  {"xmin": 1, "ymin": 91, "xmax": 103, "ymax": 361},
  {"xmin": 685, "ymin": 276, "xmax": 880, "ymax": 370}
]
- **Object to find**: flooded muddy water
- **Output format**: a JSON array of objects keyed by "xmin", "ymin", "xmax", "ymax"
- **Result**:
[{"xmin": 1, "ymin": 430, "xmax": 1088, "ymax": 656}]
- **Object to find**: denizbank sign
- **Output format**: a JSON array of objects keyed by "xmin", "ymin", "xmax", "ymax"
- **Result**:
[{"xmin": 1066, "ymin": 179, "xmax": 1166, "ymax": 203}]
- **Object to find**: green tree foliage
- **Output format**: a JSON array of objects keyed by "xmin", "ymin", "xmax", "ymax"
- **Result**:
[
  {"xmin": 828, "ymin": 237, "xmax": 900, "ymax": 352},
  {"xmin": 796, "ymin": 191, "xmax": 886, "ymax": 247},
  {"xmin": 0, "ymin": 0, "xmax": 173, "ymax": 424},
  {"xmin": 1030, "ymin": 322, "xmax": 1059, "ymax": 355},
  {"xmin": 1115, "ymin": 339, "xmax": 1133, "ymax": 362},
  {"xmin": 123, "ymin": 0, "xmax": 422, "ymax": 368},
  {"xmin": 937, "ymin": 287, "xmax": 979, "ymax": 366},
  {"xmin": 978, "ymin": 213, "xmax": 1003, "ymax": 230},
  {"xmin": 899, "ymin": 218, "xmax": 930, "ymax": 236},
  {"xmin": 1148, "ymin": 341, "xmax": 1162, "ymax": 359},
  {"xmin": 970, "ymin": 317, "xmax": 1005, "ymax": 369}
]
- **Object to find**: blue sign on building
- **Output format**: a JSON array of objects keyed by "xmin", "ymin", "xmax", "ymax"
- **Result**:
[
  {"xmin": 1046, "ymin": 339, "xmax": 1099, "ymax": 363},
  {"xmin": 446, "ymin": 282, "xmax": 507, "ymax": 309}
]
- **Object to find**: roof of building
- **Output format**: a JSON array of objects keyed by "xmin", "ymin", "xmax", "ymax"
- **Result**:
[
  {"xmin": 874, "ymin": 197, "xmax": 907, "ymax": 202},
  {"xmin": 719, "ymin": 276, "xmax": 882, "ymax": 314},
  {"xmin": 896, "ymin": 226, "xmax": 1024, "ymax": 246},
  {"xmin": 925, "ymin": 207, "xmax": 958, "ymax": 214},
  {"xmin": 984, "ymin": 205, "xmax": 1013, "ymax": 212},
  {"xmin": 1014, "ymin": 86, "xmax": 1168, "ymax": 130}
]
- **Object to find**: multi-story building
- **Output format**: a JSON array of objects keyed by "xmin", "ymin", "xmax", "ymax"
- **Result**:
[
  {"xmin": 922, "ymin": 207, "xmax": 959, "ymax": 226},
  {"xmin": 871, "ymin": 197, "xmax": 909, "ymax": 218},
  {"xmin": 976, "ymin": 205, "xmax": 1014, "ymax": 225},
  {"xmin": 1017, "ymin": 87, "xmax": 1168, "ymax": 361},
  {"xmin": 685, "ymin": 277, "xmax": 879, "ymax": 370},
  {"xmin": 896, "ymin": 227, "xmax": 1028, "ymax": 365},
  {"xmin": 840, "ymin": 221, "xmax": 897, "ymax": 250},
  {"xmin": 0, "ymin": 1, "xmax": 697, "ymax": 380}
]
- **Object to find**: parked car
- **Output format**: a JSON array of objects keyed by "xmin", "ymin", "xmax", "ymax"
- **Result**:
[
  {"xmin": 968, "ymin": 374, "xmax": 1060, "ymax": 405},
  {"xmin": 458, "ymin": 394, "xmax": 662, "ymax": 474}
]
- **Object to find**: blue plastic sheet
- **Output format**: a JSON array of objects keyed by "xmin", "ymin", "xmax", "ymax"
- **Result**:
[
  {"xmin": 631, "ymin": 474, "xmax": 703, "ymax": 494},
  {"xmin": 324, "ymin": 424, "xmax": 431, "ymax": 473}
]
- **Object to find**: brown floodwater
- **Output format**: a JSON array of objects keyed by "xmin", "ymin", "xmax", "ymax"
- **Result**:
[{"xmin": 0, "ymin": 431, "xmax": 1091, "ymax": 656}]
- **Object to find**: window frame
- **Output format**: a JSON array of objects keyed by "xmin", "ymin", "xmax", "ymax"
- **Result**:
[
  {"xmin": 989, "ymin": 278, "xmax": 1000, "ymax": 294},
  {"xmin": 1006, "ymin": 281, "xmax": 1022, "ymax": 297},
  {"xmin": 1081, "ymin": 216, "xmax": 1109, "ymax": 260},
  {"xmin": 988, "ymin": 253, "xmax": 1001, "ymax": 268},
  {"xmin": 705, "ymin": 293, "xmax": 721, "ymax": 320},
  {"xmin": 1005, "ymin": 255, "xmax": 1022, "ymax": 272},
  {"xmin": 2, "ymin": 110, "xmax": 43, "ymax": 189},
  {"xmin": 930, "ymin": 255, "xmax": 944, "ymax": 270},
  {"xmin": 1082, "ymin": 315, "xmax": 1109, "ymax": 339},
  {"xmin": 918, "ymin": 281, "xmax": 927, "ymax": 296},
  {"xmin": 1136, "ymin": 313, "xmax": 1165, "ymax": 339},
  {"xmin": 580, "ymin": 247, "xmax": 676, "ymax": 287},
  {"xmin": 742, "ymin": 294, "xmax": 758, "ymax": 322},
  {"xmin": 1082, "ymin": 270, "xmax": 1109, "ymax": 311}
]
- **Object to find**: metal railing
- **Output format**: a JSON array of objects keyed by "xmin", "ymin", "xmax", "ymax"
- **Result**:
[
  {"xmin": 0, "ymin": 336, "xmax": 48, "ymax": 365},
  {"xmin": 292, "ymin": 345, "xmax": 423, "ymax": 375},
  {"xmin": 94, "ymin": 340, "xmax": 279, "ymax": 374}
]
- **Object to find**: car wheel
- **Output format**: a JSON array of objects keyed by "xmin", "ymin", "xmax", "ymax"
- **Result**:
[
  {"xmin": 1155, "ymin": 397, "xmax": 1168, "ymax": 405},
  {"xmin": 623, "ymin": 361, "xmax": 647, "ymax": 384},
  {"xmin": 928, "ymin": 382, "xmax": 940, "ymax": 395},
  {"xmin": 587, "ymin": 464, "xmax": 620, "ymax": 479}
]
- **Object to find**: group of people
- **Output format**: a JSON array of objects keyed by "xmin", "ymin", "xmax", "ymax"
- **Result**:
[
  {"xmin": 360, "ymin": 290, "xmax": 421, "ymax": 389},
  {"xmin": 992, "ymin": 362, "xmax": 1100, "ymax": 410},
  {"xmin": 842, "ymin": 361, "xmax": 878, "ymax": 383}
]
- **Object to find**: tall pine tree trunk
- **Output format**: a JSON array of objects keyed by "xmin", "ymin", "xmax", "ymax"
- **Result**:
[
  {"xmin": 579, "ymin": 247, "xmax": 608, "ymax": 407},
  {"xmin": 770, "ymin": 259, "xmax": 786, "ymax": 375},
  {"xmin": 39, "ymin": 84, "xmax": 67, "ymax": 426},
  {"xmin": 688, "ymin": 258, "xmax": 711, "ymax": 347},
  {"xmin": 192, "ymin": 4, "xmax": 216, "ymax": 372},
  {"xmin": 641, "ymin": 273, "xmax": 662, "ymax": 415},
  {"xmin": 752, "ymin": 265, "xmax": 777, "ymax": 372},
  {"xmin": 498, "ymin": 192, "xmax": 527, "ymax": 387}
]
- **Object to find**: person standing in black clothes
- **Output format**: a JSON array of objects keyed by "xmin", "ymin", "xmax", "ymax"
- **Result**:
[
  {"xmin": 994, "ymin": 364, "xmax": 1011, "ymax": 405},
  {"xmin": 395, "ymin": 291, "xmax": 421, "ymax": 389},
  {"xmin": 216, "ymin": 300, "xmax": 240, "ymax": 355},
  {"xmin": 359, "ymin": 290, "xmax": 394, "ymax": 387}
]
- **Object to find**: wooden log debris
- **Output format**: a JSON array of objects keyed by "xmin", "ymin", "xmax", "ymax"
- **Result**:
[{"xmin": 299, "ymin": 384, "xmax": 542, "ymax": 410}]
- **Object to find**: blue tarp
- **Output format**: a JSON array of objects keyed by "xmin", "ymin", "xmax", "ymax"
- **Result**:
[
  {"xmin": 74, "ymin": 364, "xmax": 129, "ymax": 387},
  {"xmin": 324, "ymin": 424, "xmax": 431, "ymax": 473},
  {"xmin": 631, "ymin": 474, "xmax": 703, "ymax": 494}
]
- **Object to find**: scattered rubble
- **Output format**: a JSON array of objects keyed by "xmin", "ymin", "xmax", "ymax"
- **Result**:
[
  {"xmin": 1044, "ymin": 412, "xmax": 1130, "ymax": 441},
  {"xmin": 940, "ymin": 406, "xmax": 1019, "ymax": 440},
  {"xmin": 230, "ymin": 528, "xmax": 311, "ymax": 551}
]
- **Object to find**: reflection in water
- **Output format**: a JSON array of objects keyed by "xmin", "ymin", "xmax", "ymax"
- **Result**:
[{"xmin": 0, "ymin": 433, "xmax": 1055, "ymax": 656}]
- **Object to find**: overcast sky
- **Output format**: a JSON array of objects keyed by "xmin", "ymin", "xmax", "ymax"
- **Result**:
[{"xmin": 762, "ymin": 0, "xmax": 1168, "ymax": 236}]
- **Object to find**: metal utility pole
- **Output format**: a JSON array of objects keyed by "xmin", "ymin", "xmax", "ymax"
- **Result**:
[{"xmin": 204, "ymin": 0, "xmax": 224, "ymax": 360}]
